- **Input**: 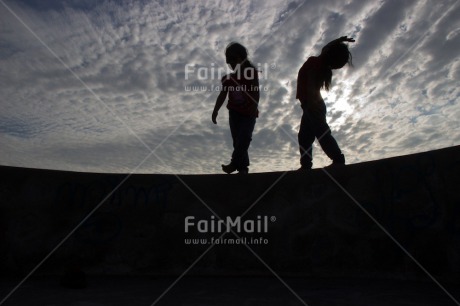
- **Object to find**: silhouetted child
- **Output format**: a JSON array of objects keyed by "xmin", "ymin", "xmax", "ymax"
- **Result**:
[
  {"xmin": 296, "ymin": 36, "xmax": 354, "ymax": 170},
  {"xmin": 212, "ymin": 42, "xmax": 259, "ymax": 174}
]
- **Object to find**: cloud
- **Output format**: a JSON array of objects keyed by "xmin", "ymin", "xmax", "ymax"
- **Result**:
[{"xmin": 0, "ymin": 0, "xmax": 459, "ymax": 174}]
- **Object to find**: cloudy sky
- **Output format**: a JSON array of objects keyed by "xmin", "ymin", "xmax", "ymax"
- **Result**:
[{"xmin": 0, "ymin": 0, "xmax": 459, "ymax": 174}]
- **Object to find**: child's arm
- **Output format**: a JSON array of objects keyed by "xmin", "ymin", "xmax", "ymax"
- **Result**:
[
  {"xmin": 244, "ymin": 77, "xmax": 259, "ymax": 117},
  {"xmin": 322, "ymin": 36, "xmax": 355, "ymax": 53},
  {"xmin": 212, "ymin": 89, "xmax": 228, "ymax": 124}
]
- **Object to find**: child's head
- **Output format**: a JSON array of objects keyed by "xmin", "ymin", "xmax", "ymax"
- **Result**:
[
  {"xmin": 225, "ymin": 42, "xmax": 247, "ymax": 63},
  {"xmin": 322, "ymin": 42, "xmax": 353, "ymax": 69},
  {"xmin": 225, "ymin": 42, "xmax": 255, "ymax": 71}
]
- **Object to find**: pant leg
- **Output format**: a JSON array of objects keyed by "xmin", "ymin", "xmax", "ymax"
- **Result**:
[
  {"xmin": 229, "ymin": 110, "xmax": 238, "ymax": 155},
  {"xmin": 298, "ymin": 104, "xmax": 315, "ymax": 168},
  {"xmin": 310, "ymin": 102, "xmax": 345, "ymax": 164},
  {"xmin": 229, "ymin": 110, "xmax": 256, "ymax": 170}
]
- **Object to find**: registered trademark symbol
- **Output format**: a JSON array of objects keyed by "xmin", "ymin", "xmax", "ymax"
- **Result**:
[{"xmin": 270, "ymin": 216, "xmax": 276, "ymax": 222}]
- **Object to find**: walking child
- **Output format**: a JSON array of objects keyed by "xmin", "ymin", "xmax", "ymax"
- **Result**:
[
  {"xmin": 212, "ymin": 42, "xmax": 259, "ymax": 174},
  {"xmin": 296, "ymin": 36, "xmax": 354, "ymax": 170}
]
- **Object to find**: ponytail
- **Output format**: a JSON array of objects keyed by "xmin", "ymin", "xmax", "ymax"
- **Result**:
[{"xmin": 323, "ymin": 67, "xmax": 332, "ymax": 91}]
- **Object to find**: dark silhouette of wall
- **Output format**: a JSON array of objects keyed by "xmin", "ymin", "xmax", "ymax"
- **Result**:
[{"xmin": 1, "ymin": 146, "xmax": 459, "ymax": 281}]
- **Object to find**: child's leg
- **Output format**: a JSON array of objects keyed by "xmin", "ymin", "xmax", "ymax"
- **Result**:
[
  {"xmin": 229, "ymin": 110, "xmax": 239, "ymax": 156},
  {"xmin": 298, "ymin": 105, "xmax": 315, "ymax": 169},
  {"xmin": 230, "ymin": 111, "xmax": 256, "ymax": 171},
  {"xmin": 222, "ymin": 111, "xmax": 239, "ymax": 174},
  {"xmin": 311, "ymin": 104, "xmax": 345, "ymax": 164}
]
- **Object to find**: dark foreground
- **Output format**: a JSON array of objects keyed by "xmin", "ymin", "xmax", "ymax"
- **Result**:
[{"xmin": 1, "ymin": 276, "xmax": 459, "ymax": 306}]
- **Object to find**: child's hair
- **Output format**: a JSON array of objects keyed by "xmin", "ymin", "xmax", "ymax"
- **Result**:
[
  {"xmin": 225, "ymin": 42, "xmax": 256, "ymax": 70},
  {"xmin": 321, "ymin": 42, "xmax": 353, "ymax": 90}
]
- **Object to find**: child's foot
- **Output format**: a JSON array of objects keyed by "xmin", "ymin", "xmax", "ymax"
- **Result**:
[
  {"xmin": 222, "ymin": 163, "xmax": 237, "ymax": 174},
  {"xmin": 324, "ymin": 162, "xmax": 345, "ymax": 169},
  {"xmin": 237, "ymin": 168, "xmax": 249, "ymax": 174}
]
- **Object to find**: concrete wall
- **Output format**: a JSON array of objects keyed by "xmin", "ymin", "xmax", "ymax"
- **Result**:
[{"xmin": 1, "ymin": 146, "xmax": 459, "ymax": 281}]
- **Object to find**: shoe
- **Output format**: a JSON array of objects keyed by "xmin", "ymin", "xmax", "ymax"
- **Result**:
[
  {"xmin": 324, "ymin": 162, "xmax": 345, "ymax": 169},
  {"xmin": 222, "ymin": 163, "xmax": 237, "ymax": 174},
  {"xmin": 297, "ymin": 166, "xmax": 311, "ymax": 171},
  {"xmin": 237, "ymin": 168, "xmax": 249, "ymax": 174}
]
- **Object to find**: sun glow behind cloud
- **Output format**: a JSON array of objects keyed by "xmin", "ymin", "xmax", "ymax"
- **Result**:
[{"xmin": 0, "ymin": 0, "xmax": 459, "ymax": 174}]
